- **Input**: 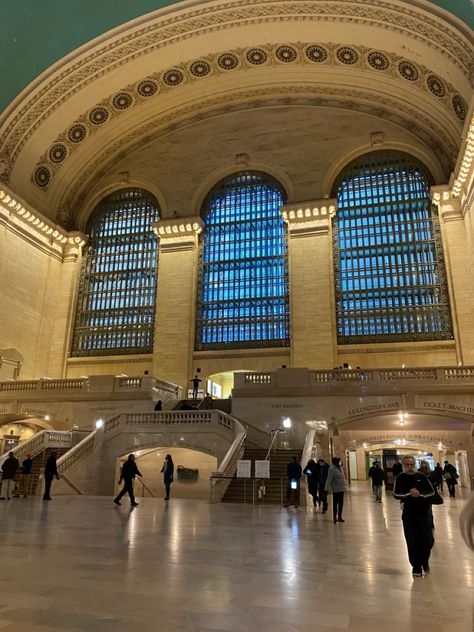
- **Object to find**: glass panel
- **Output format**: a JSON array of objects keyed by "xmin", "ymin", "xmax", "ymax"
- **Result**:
[
  {"xmin": 332, "ymin": 152, "xmax": 453, "ymax": 344},
  {"xmin": 196, "ymin": 171, "xmax": 290, "ymax": 350},
  {"xmin": 71, "ymin": 188, "xmax": 160, "ymax": 356}
]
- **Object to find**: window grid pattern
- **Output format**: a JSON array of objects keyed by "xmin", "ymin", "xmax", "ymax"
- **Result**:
[
  {"xmin": 195, "ymin": 171, "xmax": 290, "ymax": 350},
  {"xmin": 333, "ymin": 152, "xmax": 453, "ymax": 344},
  {"xmin": 71, "ymin": 189, "xmax": 160, "ymax": 356}
]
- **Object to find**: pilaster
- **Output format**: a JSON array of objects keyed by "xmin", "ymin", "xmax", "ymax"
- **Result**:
[
  {"xmin": 48, "ymin": 233, "xmax": 87, "ymax": 377},
  {"xmin": 432, "ymin": 186, "xmax": 474, "ymax": 364},
  {"xmin": 282, "ymin": 199, "xmax": 337, "ymax": 369},
  {"xmin": 152, "ymin": 217, "xmax": 204, "ymax": 390}
]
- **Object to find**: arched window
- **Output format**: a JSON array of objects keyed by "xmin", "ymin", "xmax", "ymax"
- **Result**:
[
  {"xmin": 332, "ymin": 151, "xmax": 453, "ymax": 343},
  {"xmin": 196, "ymin": 171, "xmax": 290, "ymax": 349},
  {"xmin": 71, "ymin": 188, "xmax": 160, "ymax": 356}
]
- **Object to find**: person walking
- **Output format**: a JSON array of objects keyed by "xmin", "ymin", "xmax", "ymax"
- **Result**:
[
  {"xmin": 433, "ymin": 462, "xmax": 444, "ymax": 493},
  {"xmin": 443, "ymin": 460, "xmax": 458, "ymax": 498},
  {"xmin": 316, "ymin": 458, "xmax": 329, "ymax": 513},
  {"xmin": 154, "ymin": 400, "xmax": 162, "ymax": 411},
  {"xmin": 43, "ymin": 451, "xmax": 60, "ymax": 501},
  {"xmin": 19, "ymin": 453, "xmax": 33, "ymax": 497},
  {"xmin": 114, "ymin": 454, "xmax": 141, "ymax": 507},
  {"xmin": 1, "ymin": 452, "xmax": 19, "ymax": 500},
  {"xmin": 393, "ymin": 455, "xmax": 435, "ymax": 577},
  {"xmin": 285, "ymin": 456, "xmax": 302, "ymax": 508},
  {"xmin": 368, "ymin": 461, "xmax": 385, "ymax": 502},
  {"xmin": 392, "ymin": 458, "xmax": 403, "ymax": 479},
  {"xmin": 303, "ymin": 458, "xmax": 319, "ymax": 507},
  {"xmin": 325, "ymin": 457, "xmax": 348, "ymax": 524},
  {"xmin": 161, "ymin": 454, "xmax": 174, "ymax": 501}
]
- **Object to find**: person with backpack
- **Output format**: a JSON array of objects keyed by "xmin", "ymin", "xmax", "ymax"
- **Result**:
[{"xmin": 443, "ymin": 460, "xmax": 459, "ymax": 498}]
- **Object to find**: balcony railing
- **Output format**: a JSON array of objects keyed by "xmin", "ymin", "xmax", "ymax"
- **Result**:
[{"xmin": 234, "ymin": 366, "xmax": 474, "ymax": 389}]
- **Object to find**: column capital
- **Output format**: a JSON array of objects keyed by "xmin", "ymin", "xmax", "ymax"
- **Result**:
[
  {"xmin": 63, "ymin": 231, "xmax": 87, "ymax": 261},
  {"xmin": 153, "ymin": 216, "xmax": 204, "ymax": 251},
  {"xmin": 281, "ymin": 199, "xmax": 337, "ymax": 236},
  {"xmin": 431, "ymin": 185, "xmax": 462, "ymax": 221}
]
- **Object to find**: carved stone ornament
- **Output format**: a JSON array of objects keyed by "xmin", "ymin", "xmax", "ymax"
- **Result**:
[
  {"xmin": 0, "ymin": 0, "xmax": 471, "ymax": 178},
  {"xmin": 30, "ymin": 40, "xmax": 465, "ymax": 195}
]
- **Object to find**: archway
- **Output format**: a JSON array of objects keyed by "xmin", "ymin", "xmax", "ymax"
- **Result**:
[{"xmin": 114, "ymin": 446, "xmax": 217, "ymax": 501}]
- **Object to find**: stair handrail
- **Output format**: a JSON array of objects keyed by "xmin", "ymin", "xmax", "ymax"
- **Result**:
[
  {"xmin": 216, "ymin": 417, "xmax": 246, "ymax": 476},
  {"xmin": 265, "ymin": 428, "xmax": 285, "ymax": 460},
  {"xmin": 57, "ymin": 430, "xmax": 96, "ymax": 474},
  {"xmin": 0, "ymin": 430, "xmax": 72, "ymax": 464},
  {"xmin": 136, "ymin": 477, "xmax": 155, "ymax": 498}
]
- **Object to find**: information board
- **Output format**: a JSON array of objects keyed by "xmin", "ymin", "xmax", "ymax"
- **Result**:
[
  {"xmin": 255, "ymin": 460, "xmax": 270, "ymax": 479},
  {"xmin": 236, "ymin": 459, "xmax": 251, "ymax": 478}
]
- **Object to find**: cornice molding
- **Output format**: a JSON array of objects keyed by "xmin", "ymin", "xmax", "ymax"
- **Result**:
[
  {"xmin": 282, "ymin": 198, "xmax": 336, "ymax": 236},
  {"xmin": 0, "ymin": 185, "xmax": 86, "ymax": 256},
  {"xmin": 152, "ymin": 216, "xmax": 203, "ymax": 251},
  {"xmin": 0, "ymin": 0, "xmax": 471, "ymax": 181}
]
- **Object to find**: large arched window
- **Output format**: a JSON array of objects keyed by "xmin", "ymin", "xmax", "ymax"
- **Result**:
[
  {"xmin": 195, "ymin": 171, "xmax": 290, "ymax": 349},
  {"xmin": 332, "ymin": 151, "xmax": 453, "ymax": 343},
  {"xmin": 71, "ymin": 188, "xmax": 160, "ymax": 356}
]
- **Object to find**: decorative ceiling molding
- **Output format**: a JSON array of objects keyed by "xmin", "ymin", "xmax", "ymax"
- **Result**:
[
  {"xmin": 0, "ymin": 0, "xmax": 472, "ymax": 181},
  {"xmin": 27, "ymin": 41, "xmax": 466, "ymax": 192},
  {"xmin": 53, "ymin": 84, "xmax": 457, "ymax": 229}
]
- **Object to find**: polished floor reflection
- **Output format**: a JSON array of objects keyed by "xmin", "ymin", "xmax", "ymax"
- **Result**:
[{"xmin": 0, "ymin": 482, "xmax": 472, "ymax": 631}]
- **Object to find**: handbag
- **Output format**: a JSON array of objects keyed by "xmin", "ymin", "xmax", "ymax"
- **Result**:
[{"xmin": 431, "ymin": 490, "xmax": 444, "ymax": 505}]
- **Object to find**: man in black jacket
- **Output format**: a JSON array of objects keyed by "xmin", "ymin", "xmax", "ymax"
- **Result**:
[
  {"xmin": 368, "ymin": 461, "xmax": 385, "ymax": 502},
  {"xmin": 43, "ymin": 451, "xmax": 60, "ymax": 501},
  {"xmin": 285, "ymin": 456, "xmax": 302, "ymax": 508},
  {"xmin": 114, "ymin": 454, "xmax": 142, "ymax": 507},
  {"xmin": 1, "ymin": 452, "xmax": 19, "ymax": 500},
  {"xmin": 393, "ymin": 455, "xmax": 435, "ymax": 577}
]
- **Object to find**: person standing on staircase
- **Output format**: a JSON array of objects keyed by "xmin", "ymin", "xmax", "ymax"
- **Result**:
[
  {"xmin": 114, "ymin": 454, "xmax": 141, "ymax": 507},
  {"xmin": 190, "ymin": 375, "xmax": 202, "ymax": 400},
  {"xmin": 1, "ymin": 452, "xmax": 19, "ymax": 500},
  {"xmin": 43, "ymin": 451, "xmax": 60, "ymax": 501}
]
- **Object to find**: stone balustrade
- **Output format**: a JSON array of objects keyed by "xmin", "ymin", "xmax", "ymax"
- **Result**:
[
  {"xmin": 235, "ymin": 366, "xmax": 474, "ymax": 389},
  {"xmin": 0, "ymin": 375, "xmax": 181, "ymax": 396}
]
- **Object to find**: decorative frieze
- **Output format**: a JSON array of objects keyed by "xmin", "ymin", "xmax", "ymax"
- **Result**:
[
  {"xmin": 153, "ymin": 217, "xmax": 204, "ymax": 251},
  {"xmin": 431, "ymin": 186, "xmax": 462, "ymax": 221},
  {"xmin": 281, "ymin": 199, "xmax": 336, "ymax": 235}
]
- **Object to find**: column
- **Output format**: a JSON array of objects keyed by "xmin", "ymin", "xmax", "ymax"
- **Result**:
[
  {"xmin": 152, "ymin": 217, "xmax": 204, "ymax": 390},
  {"xmin": 48, "ymin": 232, "xmax": 86, "ymax": 377},
  {"xmin": 282, "ymin": 199, "xmax": 337, "ymax": 369},
  {"xmin": 432, "ymin": 187, "xmax": 474, "ymax": 363}
]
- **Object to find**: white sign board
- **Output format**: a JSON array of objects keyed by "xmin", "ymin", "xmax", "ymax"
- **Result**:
[
  {"xmin": 255, "ymin": 460, "xmax": 270, "ymax": 479},
  {"xmin": 237, "ymin": 460, "xmax": 251, "ymax": 478}
]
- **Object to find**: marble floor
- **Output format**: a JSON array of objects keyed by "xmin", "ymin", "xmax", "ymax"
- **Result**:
[{"xmin": 0, "ymin": 482, "xmax": 472, "ymax": 632}]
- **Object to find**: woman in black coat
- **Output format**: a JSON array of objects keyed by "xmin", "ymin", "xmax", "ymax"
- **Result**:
[{"xmin": 161, "ymin": 454, "xmax": 174, "ymax": 501}]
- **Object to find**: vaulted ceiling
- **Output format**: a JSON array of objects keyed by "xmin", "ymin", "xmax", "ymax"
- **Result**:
[
  {"xmin": 0, "ymin": 0, "xmax": 472, "ymax": 228},
  {"xmin": 0, "ymin": 0, "xmax": 472, "ymax": 113}
]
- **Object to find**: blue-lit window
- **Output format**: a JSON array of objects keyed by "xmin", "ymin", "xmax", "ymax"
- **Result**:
[
  {"xmin": 71, "ymin": 188, "xmax": 160, "ymax": 356},
  {"xmin": 195, "ymin": 171, "xmax": 290, "ymax": 349},
  {"xmin": 332, "ymin": 152, "xmax": 453, "ymax": 343}
]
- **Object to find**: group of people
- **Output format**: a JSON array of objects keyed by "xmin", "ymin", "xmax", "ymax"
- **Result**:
[
  {"xmin": 287, "ymin": 456, "xmax": 348, "ymax": 524},
  {"xmin": 0, "ymin": 450, "xmax": 58, "ymax": 500},
  {"xmin": 113, "ymin": 453, "xmax": 174, "ymax": 507}
]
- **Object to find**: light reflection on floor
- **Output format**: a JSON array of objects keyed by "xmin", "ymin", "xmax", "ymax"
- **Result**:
[{"xmin": 0, "ymin": 482, "xmax": 472, "ymax": 631}]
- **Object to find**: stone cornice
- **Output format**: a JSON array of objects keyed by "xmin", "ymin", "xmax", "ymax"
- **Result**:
[
  {"xmin": 431, "ymin": 185, "xmax": 463, "ymax": 221},
  {"xmin": 0, "ymin": 185, "xmax": 86, "ymax": 256},
  {"xmin": 153, "ymin": 216, "xmax": 204, "ymax": 251},
  {"xmin": 0, "ymin": 0, "xmax": 471, "ymax": 180},
  {"xmin": 452, "ymin": 114, "xmax": 474, "ymax": 199},
  {"xmin": 282, "ymin": 198, "xmax": 336, "ymax": 235}
]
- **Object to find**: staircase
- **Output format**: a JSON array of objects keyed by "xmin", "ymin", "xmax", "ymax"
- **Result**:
[
  {"xmin": 222, "ymin": 445, "xmax": 303, "ymax": 505},
  {"xmin": 13, "ymin": 447, "xmax": 70, "ymax": 496}
]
